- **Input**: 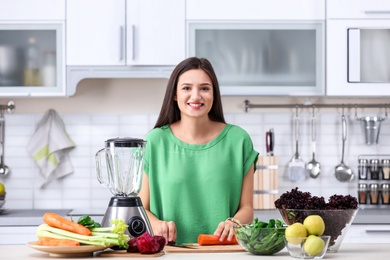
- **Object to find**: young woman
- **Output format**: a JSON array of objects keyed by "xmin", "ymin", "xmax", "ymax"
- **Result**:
[{"xmin": 139, "ymin": 57, "xmax": 259, "ymax": 244}]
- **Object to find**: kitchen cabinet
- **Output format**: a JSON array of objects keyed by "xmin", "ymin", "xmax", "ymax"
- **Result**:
[
  {"xmin": 126, "ymin": 0, "xmax": 185, "ymax": 66},
  {"xmin": 186, "ymin": 0, "xmax": 325, "ymax": 20},
  {"xmin": 344, "ymin": 224, "xmax": 390, "ymax": 243},
  {"xmin": 66, "ymin": 0, "xmax": 125, "ymax": 66},
  {"xmin": 66, "ymin": 0, "xmax": 184, "ymax": 96},
  {"xmin": 66, "ymin": 0, "xmax": 185, "ymax": 66},
  {"xmin": 0, "ymin": 0, "xmax": 66, "ymax": 97},
  {"xmin": 186, "ymin": 0, "xmax": 326, "ymax": 96},
  {"xmin": 326, "ymin": 0, "xmax": 390, "ymax": 96}
]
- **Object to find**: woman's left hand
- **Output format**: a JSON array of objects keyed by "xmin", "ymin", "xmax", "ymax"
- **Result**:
[{"xmin": 213, "ymin": 218, "xmax": 237, "ymax": 242}]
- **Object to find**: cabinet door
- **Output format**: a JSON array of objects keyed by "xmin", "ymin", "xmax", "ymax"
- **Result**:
[
  {"xmin": 66, "ymin": 0, "xmax": 126, "ymax": 66},
  {"xmin": 186, "ymin": 0, "xmax": 325, "ymax": 20},
  {"xmin": 0, "ymin": 0, "xmax": 65, "ymax": 21},
  {"xmin": 126, "ymin": 0, "xmax": 185, "ymax": 65}
]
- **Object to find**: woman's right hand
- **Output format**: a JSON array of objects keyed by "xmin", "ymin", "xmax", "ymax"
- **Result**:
[{"xmin": 153, "ymin": 220, "xmax": 177, "ymax": 244}]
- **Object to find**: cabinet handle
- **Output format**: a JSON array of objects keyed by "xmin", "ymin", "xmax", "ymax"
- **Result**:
[
  {"xmin": 364, "ymin": 10, "xmax": 390, "ymax": 15},
  {"xmin": 119, "ymin": 26, "xmax": 124, "ymax": 61},
  {"xmin": 366, "ymin": 230, "xmax": 390, "ymax": 233},
  {"xmin": 130, "ymin": 25, "xmax": 136, "ymax": 60}
]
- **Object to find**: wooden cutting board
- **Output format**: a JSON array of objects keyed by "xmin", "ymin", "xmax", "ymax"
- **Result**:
[
  {"xmin": 164, "ymin": 244, "xmax": 245, "ymax": 253},
  {"xmin": 98, "ymin": 250, "xmax": 164, "ymax": 257}
]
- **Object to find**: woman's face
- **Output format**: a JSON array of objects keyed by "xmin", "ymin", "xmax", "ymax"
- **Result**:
[{"xmin": 175, "ymin": 69, "xmax": 214, "ymax": 119}]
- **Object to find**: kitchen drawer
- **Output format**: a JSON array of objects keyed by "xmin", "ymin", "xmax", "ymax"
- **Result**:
[
  {"xmin": 327, "ymin": 0, "xmax": 390, "ymax": 19},
  {"xmin": 344, "ymin": 224, "xmax": 390, "ymax": 244},
  {"xmin": 0, "ymin": 226, "xmax": 37, "ymax": 245},
  {"xmin": 186, "ymin": 0, "xmax": 325, "ymax": 20}
]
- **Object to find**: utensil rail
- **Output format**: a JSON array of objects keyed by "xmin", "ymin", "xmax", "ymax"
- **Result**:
[{"xmin": 244, "ymin": 100, "xmax": 389, "ymax": 112}]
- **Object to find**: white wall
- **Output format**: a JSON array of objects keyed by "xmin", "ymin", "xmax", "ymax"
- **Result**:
[{"xmin": 0, "ymin": 78, "xmax": 389, "ymax": 212}]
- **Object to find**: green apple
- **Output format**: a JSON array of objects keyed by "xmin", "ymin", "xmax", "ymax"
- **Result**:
[
  {"xmin": 0, "ymin": 182, "xmax": 5, "ymax": 194},
  {"xmin": 303, "ymin": 235, "xmax": 325, "ymax": 256},
  {"xmin": 303, "ymin": 215, "xmax": 325, "ymax": 236},
  {"xmin": 285, "ymin": 222, "xmax": 308, "ymax": 245}
]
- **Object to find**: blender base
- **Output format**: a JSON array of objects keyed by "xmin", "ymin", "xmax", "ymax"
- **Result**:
[{"xmin": 101, "ymin": 196, "xmax": 153, "ymax": 238}]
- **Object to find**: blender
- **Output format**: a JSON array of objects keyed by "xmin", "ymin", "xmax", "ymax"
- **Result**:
[{"xmin": 96, "ymin": 137, "xmax": 153, "ymax": 238}]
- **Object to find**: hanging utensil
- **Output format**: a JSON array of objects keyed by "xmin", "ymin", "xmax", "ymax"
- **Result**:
[
  {"xmin": 335, "ymin": 108, "xmax": 354, "ymax": 182},
  {"xmin": 306, "ymin": 107, "xmax": 321, "ymax": 178},
  {"xmin": 288, "ymin": 107, "xmax": 306, "ymax": 181},
  {"xmin": 0, "ymin": 111, "xmax": 9, "ymax": 178},
  {"xmin": 266, "ymin": 128, "xmax": 274, "ymax": 156}
]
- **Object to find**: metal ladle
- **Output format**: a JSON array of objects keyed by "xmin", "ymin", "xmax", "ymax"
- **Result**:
[
  {"xmin": 0, "ymin": 101, "xmax": 14, "ymax": 178},
  {"xmin": 335, "ymin": 111, "xmax": 354, "ymax": 182},
  {"xmin": 306, "ymin": 107, "xmax": 321, "ymax": 178},
  {"xmin": 0, "ymin": 114, "xmax": 9, "ymax": 177}
]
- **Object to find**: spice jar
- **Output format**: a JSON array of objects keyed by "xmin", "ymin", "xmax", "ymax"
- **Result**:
[
  {"xmin": 370, "ymin": 159, "xmax": 380, "ymax": 180},
  {"xmin": 381, "ymin": 183, "xmax": 390, "ymax": 205},
  {"xmin": 358, "ymin": 159, "xmax": 368, "ymax": 180},
  {"xmin": 358, "ymin": 183, "xmax": 368, "ymax": 204},
  {"xmin": 381, "ymin": 159, "xmax": 390, "ymax": 180},
  {"xmin": 369, "ymin": 183, "xmax": 379, "ymax": 204}
]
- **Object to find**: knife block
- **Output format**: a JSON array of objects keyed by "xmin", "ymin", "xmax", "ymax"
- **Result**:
[{"xmin": 253, "ymin": 156, "xmax": 279, "ymax": 209}]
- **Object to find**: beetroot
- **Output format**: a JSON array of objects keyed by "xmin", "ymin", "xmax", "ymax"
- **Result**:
[
  {"xmin": 126, "ymin": 237, "xmax": 139, "ymax": 253},
  {"xmin": 153, "ymin": 235, "xmax": 166, "ymax": 251},
  {"xmin": 136, "ymin": 232, "xmax": 161, "ymax": 254}
]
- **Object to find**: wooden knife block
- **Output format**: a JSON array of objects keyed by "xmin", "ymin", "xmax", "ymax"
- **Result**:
[{"xmin": 253, "ymin": 156, "xmax": 279, "ymax": 209}]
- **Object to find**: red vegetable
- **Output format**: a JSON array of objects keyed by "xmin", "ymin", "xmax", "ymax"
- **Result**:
[
  {"xmin": 153, "ymin": 235, "xmax": 166, "ymax": 251},
  {"xmin": 136, "ymin": 232, "xmax": 161, "ymax": 254},
  {"xmin": 127, "ymin": 237, "xmax": 139, "ymax": 253}
]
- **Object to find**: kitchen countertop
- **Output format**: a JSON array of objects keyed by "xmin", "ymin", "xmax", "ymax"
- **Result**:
[
  {"xmin": 0, "ymin": 208, "xmax": 389, "ymax": 226},
  {"xmin": 0, "ymin": 244, "xmax": 389, "ymax": 259}
]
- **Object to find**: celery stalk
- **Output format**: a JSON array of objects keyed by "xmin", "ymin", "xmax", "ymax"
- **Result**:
[{"xmin": 36, "ymin": 223, "xmax": 129, "ymax": 248}]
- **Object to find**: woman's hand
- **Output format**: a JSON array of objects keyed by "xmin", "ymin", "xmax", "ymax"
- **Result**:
[
  {"xmin": 213, "ymin": 218, "xmax": 237, "ymax": 242},
  {"xmin": 153, "ymin": 220, "xmax": 177, "ymax": 244}
]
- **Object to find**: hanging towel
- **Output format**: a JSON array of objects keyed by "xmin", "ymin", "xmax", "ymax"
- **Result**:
[{"xmin": 26, "ymin": 109, "xmax": 76, "ymax": 188}]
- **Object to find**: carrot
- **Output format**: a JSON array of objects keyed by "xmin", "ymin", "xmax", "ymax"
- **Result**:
[
  {"xmin": 38, "ymin": 237, "xmax": 80, "ymax": 247},
  {"xmin": 197, "ymin": 234, "xmax": 238, "ymax": 245},
  {"xmin": 43, "ymin": 212, "xmax": 92, "ymax": 236}
]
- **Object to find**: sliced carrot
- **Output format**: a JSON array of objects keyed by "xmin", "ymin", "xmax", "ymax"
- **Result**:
[
  {"xmin": 43, "ymin": 212, "xmax": 92, "ymax": 236},
  {"xmin": 38, "ymin": 237, "xmax": 80, "ymax": 247},
  {"xmin": 197, "ymin": 234, "xmax": 238, "ymax": 245}
]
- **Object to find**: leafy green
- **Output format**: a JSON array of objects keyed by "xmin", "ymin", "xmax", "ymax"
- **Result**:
[
  {"xmin": 235, "ymin": 218, "xmax": 286, "ymax": 255},
  {"xmin": 77, "ymin": 215, "xmax": 101, "ymax": 229}
]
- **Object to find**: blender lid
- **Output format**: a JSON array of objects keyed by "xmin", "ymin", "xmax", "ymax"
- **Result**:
[{"xmin": 105, "ymin": 137, "xmax": 146, "ymax": 147}]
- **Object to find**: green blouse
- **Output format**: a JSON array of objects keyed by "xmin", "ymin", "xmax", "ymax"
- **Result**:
[{"xmin": 143, "ymin": 124, "xmax": 259, "ymax": 243}]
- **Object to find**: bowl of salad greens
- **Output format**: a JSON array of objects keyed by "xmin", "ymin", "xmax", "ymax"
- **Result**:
[{"xmin": 234, "ymin": 218, "xmax": 286, "ymax": 255}]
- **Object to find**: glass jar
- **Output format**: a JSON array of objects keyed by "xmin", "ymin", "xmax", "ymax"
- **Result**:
[
  {"xmin": 358, "ymin": 183, "xmax": 368, "ymax": 204},
  {"xmin": 358, "ymin": 159, "xmax": 368, "ymax": 180},
  {"xmin": 381, "ymin": 183, "xmax": 390, "ymax": 205},
  {"xmin": 381, "ymin": 159, "xmax": 390, "ymax": 180},
  {"xmin": 369, "ymin": 183, "xmax": 379, "ymax": 205},
  {"xmin": 370, "ymin": 159, "xmax": 380, "ymax": 180}
]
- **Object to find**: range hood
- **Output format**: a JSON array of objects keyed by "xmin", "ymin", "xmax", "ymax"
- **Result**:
[{"xmin": 66, "ymin": 65, "xmax": 175, "ymax": 96}]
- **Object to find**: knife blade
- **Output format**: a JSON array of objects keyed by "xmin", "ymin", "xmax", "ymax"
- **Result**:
[{"xmin": 167, "ymin": 241, "xmax": 198, "ymax": 249}]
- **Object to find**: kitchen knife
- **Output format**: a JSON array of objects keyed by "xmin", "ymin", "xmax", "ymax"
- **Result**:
[
  {"xmin": 266, "ymin": 129, "xmax": 274, "ymax": 156},
  {"xmin": 167, "ymin": 241, "xmax": 198, "ymax": 249}
]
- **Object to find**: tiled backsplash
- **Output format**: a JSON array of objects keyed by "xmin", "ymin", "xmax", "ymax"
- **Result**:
[{"xmin": 2, "ymin": 110, "xmax": 389, "ymax": 211}]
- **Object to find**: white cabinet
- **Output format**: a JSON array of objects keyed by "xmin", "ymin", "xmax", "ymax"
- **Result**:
[
  {"xmin": 186, "ymin": 0, "xmax": 325, "ymax": 20},
  {"xmin": 66, "ymin": 0, "xmax": 125, "ymax": 66},
  {"xmin": 126, "ymin": 0, "xmax": 185, "ymax": 66},
  {"xmin": 66, "ymin": 0, "xmax": 185, "ymax": 66},
  {"xmin": 326, "ymin": 0, "xmax": 390, "ymax": 96},
  {"xmin": 0, "ymin": 0, "xmax": 66, "ymax": 97},
  {"xmin": 186, "ymin": 0, "xmax": 326, "ymax": 96},
  {"xmin": 344, "ymin": 224, "xmax": 390, "ymax": 243}
]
